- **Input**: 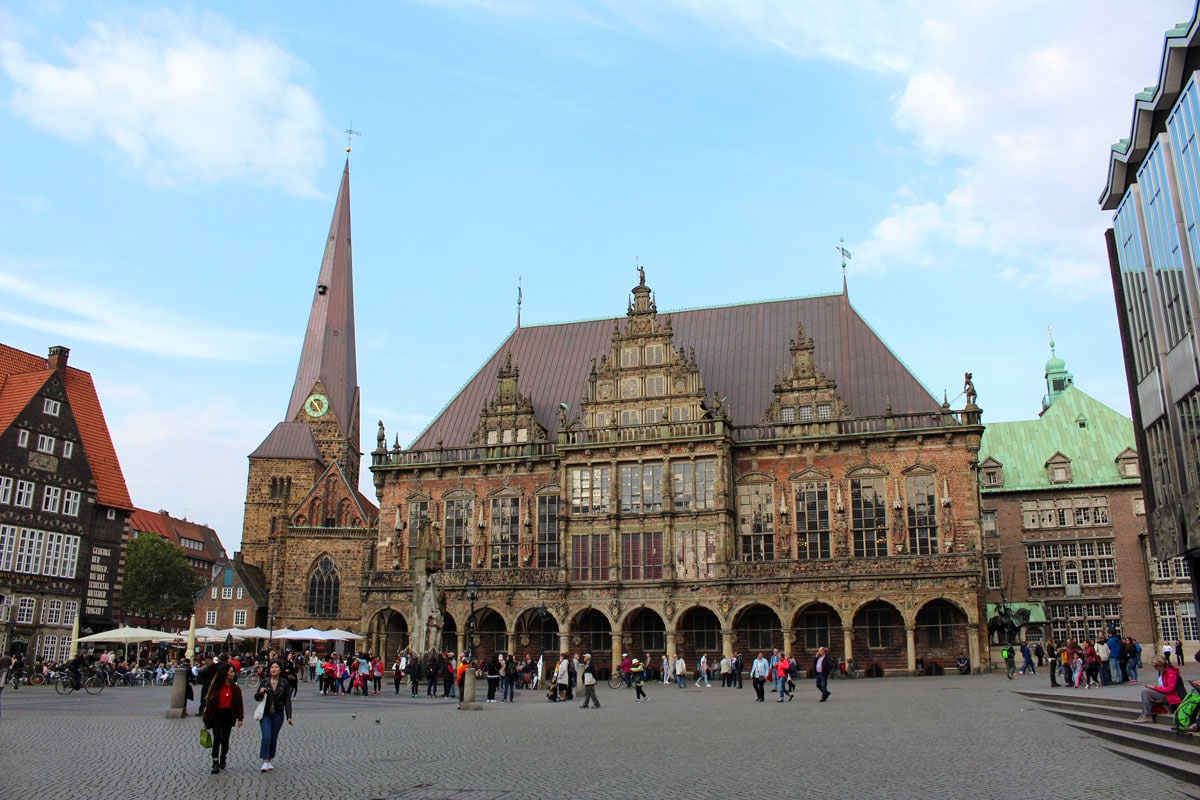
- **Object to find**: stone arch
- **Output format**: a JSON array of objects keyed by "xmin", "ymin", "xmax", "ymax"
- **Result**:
[
  {"xmin": 367, "ymin": 608, "xmax": 409, "ymax": 659},
  {"xmin": 675, "ymin": 605, "xmax": 722, "ymax": 667},
  {"xmin": 790, "ymin": 601, "xmax": 845, "ymax": 660},
  {"xmin": 732, "ymin": 603, "xmax": 783, "ymax": 655},
  {"xmin": 513, "ymin": 605, "xmax": 560, "ymax": 660},
  {"xmin": 851, "ymin": 598, "xmax": 906, "ymax": 674},
  {"xmin": 912, "ymin": 598, "xmax": 971, "ymax": 673},
  {"xmin": 620, "ymin": 607, "xmax": 667, "ymax": 668},
  {"xmin": 569, "ymin": 608, "xmax": 614, "ymax": 672},
  {"xmin": 472, "ymin": 606, "xmax": 509, "ymax": 661}
]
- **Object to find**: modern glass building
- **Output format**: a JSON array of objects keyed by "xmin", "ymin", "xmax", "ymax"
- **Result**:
[{"xmin": 1101, "ymin": 4, "xmax": 1200, "ymax": 603}]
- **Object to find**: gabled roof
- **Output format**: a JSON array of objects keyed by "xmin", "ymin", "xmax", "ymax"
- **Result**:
[
  {"xmin": 978, "ymin": 385, "xmax": 1139, "ymax": 491},
  {"xmin": 285, "ymin": 160, "xmax": 358, "ymax": 430},
  {"xmin": 412, "ymin": 288, "xmax": 941, "ymax": 449},
  {"xmin": 250, "ymin": 422, "xmax": 324, "ymax": 461},
  {"xmin": 130, "ymin": 507, "xmax": 228, "ymax": 566},
  {"xmin": 0, "ymin": 344, "xmax": 134, "ymax": 510},
  {"xmin": 204, "ymin": 555, "xmax": 269, "ymax": 607},
  {"xmin": 1100, "ymin": 8, "xmax": 1200, "ymax": 210},
  {"xmin": 290, "ymin": 460, "xmax": 379, "ymax": 524}
]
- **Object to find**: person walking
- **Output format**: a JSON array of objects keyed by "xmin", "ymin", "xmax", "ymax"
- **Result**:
[
  {"xmin": 1001, "ymin": 643, "xmax": 1016, "ymax": 680},
  {"xmin": 631, "ymin": 658, "xmax": 648, "ymax": 703},
  {"xmin": 202, "ymin": 663, "xmax": 243, "ymax": 774},
  {"xmin": 750, "ymin": 652, "xmax": 770, "ymax": 702},
  {"xmin": 695, "ymin": 654, "xmax": 711, "ymax": 687},
  {"xmin": 555, "ymin": 655, "xmax": 570, "ymax": 702},
  {"xmin": 1019, "ymin": 641, "xmax": 1035, "ymax": 675},
  {"xmin": 674, "ymin": 654, "xmax": 687, "ymax": 689},
  {"xmin": 812, "ymin": 646, "xmax": 834, "ymax": 702},
  {"xmin": 775, "ymin": 655, "xmax": 793, "ymax": 702},
  {"xmin": 661, "ymin": 654, "xmax": 670, "ymax": 684},
  {"xmin": 253, "ymin": 660, "xmax": 294, "ymax": 773},
  {"xmin": 579, "ymin": 653, "xmax": 600, "ymax": 709},
  {"xmin": 501, "ymin": 654, "xmax": 517, "ymax": 703},
  {"xmin": 1175, "ymin": 639, "xmax": 1185, "ymax": 667}
]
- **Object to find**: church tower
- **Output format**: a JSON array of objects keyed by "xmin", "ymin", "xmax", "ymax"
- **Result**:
[{"xmin": 240, "ymin": 160, "xmax": 377, "ymax": 630}]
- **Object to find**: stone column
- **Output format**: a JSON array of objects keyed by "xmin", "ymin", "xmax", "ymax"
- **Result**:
[
  {"xmin": 842, "ymin": 627, "xmax": 854, "ymax": 664},
  {"xmin": 456, "ymin": 631, "xmax": 465, "ymax": 659},
  {"xmin": 906, "ymin": 626, "xmax": 917, "ymax": 675},
  {"xmin": 782, "ymin": 628, "xmax": 795, "ymax": 655},
  {"xmin": 611, "ymin": 625, "xmax": 623, "ymax": 682},
  {"xmin": 722, "ymin": 629, "xmax": 734, "ymax": 660},
  {"xmin": 967, "ymin": 622, "xmax": 980, "ymax": 674}
]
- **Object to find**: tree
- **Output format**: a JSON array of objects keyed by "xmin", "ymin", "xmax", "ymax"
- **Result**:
[{"xmin": 121, "ymin": 534, "xmax": 204, "ymax": 628}]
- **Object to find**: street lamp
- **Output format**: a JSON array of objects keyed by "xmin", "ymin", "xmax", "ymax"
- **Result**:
[
  {"xmin": 267, "ymin": 611, "xmax": 277, "ymax": 656},
  {"xmin": 465, "ymin": 579, "xmax": 480, "ymax": 660}
]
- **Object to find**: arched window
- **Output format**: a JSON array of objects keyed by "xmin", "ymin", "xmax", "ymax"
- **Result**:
[{"xmin": 307, "ymin": 556, "xmax": 340, "ymax": 617}]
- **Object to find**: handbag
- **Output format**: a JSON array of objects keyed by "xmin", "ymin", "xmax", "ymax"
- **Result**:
[
  {"xmin": 199, "ymin": 728, "xmax": 212, "ymax": 749},
  {"xmin": 253, "ymin": 697, "xmax": 267, "ymax": 721}
]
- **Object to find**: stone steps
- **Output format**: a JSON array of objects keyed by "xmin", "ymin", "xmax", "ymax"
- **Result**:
[{"xmin": 1018, "ymin": 689, "xmax": 1200, "ymax": 787}]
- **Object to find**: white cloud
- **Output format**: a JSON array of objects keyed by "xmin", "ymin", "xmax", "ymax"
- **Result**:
[
  {"xmin": 0, "ymin": 264, "xmax": 293, "ymax": 362},
  {"xmin": 0, "ymin": 10, "xmax": 326, "ymax": 194}
]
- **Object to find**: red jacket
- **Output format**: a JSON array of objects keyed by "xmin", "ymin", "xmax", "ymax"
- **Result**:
[{"xmin": 1156, "ymin": 665, "xmax": 1184, "ymax": 706}]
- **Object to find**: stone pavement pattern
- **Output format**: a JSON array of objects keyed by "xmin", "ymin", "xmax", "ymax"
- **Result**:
[{"xmin": 1, "ymin": 673, "xmax": 1196, "ymax": 799}]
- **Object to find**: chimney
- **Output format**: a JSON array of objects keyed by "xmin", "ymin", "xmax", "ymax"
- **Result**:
[{"xmin": 47, "ymin": 345, "xmax": 70, "ymax": 372}]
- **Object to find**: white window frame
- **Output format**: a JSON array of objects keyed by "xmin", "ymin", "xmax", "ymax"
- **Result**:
[
  {"xmin": 14, "ymin": 480, "xmax": 34, "ymax": 508},
  {"xmin": 16, "ymin": 598, "xmax": 35, "ymax": 624},
  {"xmin": 0, "ymin": 476, "xmax": 11, "ymax": 505},
  {"xmin": 43, "ymin": 398, "xmax": 61, "ymax": 416},
  {"xmin": 62, "ymin": 490, "xmax": 81, "ymax": 517},
  {"xmin": 36, "ymin": 434, "xmax": 55, "ymax": 454},
  {"xmin": 221, "ymin": 586, "xmax": 233, "ymax": 600},
  {"xmin": 41, "ymin": 486, "xmax": 61, "ymax": 513},
  {"xmin": 205, "ymin": 610, "xmax": 217, "ymax": 626},
  {"xmin": 17, "ymin": 430, "xmax": 29, "ymax": 448},
  {"xmin": 236, "ymin": 587, "xmax": 243, "ymax": 600},
  {"xmin": 233, "ymin": 609, "xmax": 247, "ymax": 627},
  {"xmin": 62, "ymin": 441, "xmax": 74, "ymax": 459}
]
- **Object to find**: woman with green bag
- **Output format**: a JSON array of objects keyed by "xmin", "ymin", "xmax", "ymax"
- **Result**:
[{"xmin": 202, "ymin": 664, "xmax": 244, "ymax": 774}]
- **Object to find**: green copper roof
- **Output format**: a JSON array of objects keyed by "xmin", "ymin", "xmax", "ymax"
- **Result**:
[{"xmin": 978, "ymin": 385, "xmax": 1138, "ymax": 492}]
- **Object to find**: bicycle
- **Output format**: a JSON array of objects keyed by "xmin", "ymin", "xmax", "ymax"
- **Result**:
[
  {"xmin": 831, "ymin": 659, "xmax": 860, "ymax": 680},
  {"xmin": 55, "ymin": 670, "xmax": 104, "ymax": 695}
]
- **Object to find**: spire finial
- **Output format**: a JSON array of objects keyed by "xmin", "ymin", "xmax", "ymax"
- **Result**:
[
  {"xmin": 1047, "ymin": 324, "xmax": 1055, "ymax": 355},
  {"xmin": 517, "ymin": 275, "xmax": 523, "ymax": 329},
  {"xmin": 345, "ymin": 123, "xmax": 362, "ymax": 153},
  {"xmin": 837, "ymin": 237, "xmax": 852, "ymax": 294}
]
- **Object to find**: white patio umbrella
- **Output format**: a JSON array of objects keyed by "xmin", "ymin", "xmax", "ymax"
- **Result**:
[
  {"xmin": 278, "ymin": 627, "xmax": 332, "ymax": 641},
  {"xmin": 75, "ymin": 625, "xmax": 176, "ymax": 643},
  {"xmin": 325, "ymin": 628, "xmax": 364, "ymax": 641},
  {"xmin": 193, "ymin": 627, "xmax": 226, "ymax": 643},
  {"xmin": 231, "ymin": 626, "xmax": 274, "ymax": 639}
]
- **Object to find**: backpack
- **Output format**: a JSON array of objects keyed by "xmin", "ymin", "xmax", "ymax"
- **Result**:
[
  {"xmin": 1001, "ymin": 647, "xmax": 1013, "ymax": 660},
  {"xmin": 1175, "ymin": 688, "xmax": 1200, "ymax": 731}
]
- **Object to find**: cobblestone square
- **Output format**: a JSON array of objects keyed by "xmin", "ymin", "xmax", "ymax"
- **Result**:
[{"xmin": 1, "ymin": 672, "xmax": 1195, "ymax": 799}]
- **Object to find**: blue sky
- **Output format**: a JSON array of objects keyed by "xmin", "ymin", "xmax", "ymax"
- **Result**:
[{"xmin": 0, "ymin": 1, "xmax": 1191, "ymax": 553}]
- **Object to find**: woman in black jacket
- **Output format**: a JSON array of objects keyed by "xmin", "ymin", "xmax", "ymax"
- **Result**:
[
  {"xmin": 202, "ymin": 664, "xmax": 243, "ymax": 774},
  {"xmin": 253, "ymin": 660, "xmax": 293, "ymax": 772}
]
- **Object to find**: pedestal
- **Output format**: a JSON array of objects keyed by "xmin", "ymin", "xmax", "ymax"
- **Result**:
[
  {"xmin": 165, "ymin": 666, "xmax": 190, "ymax": 719},
  {"xmin": 458, "ymin": 668, "xmax": 482, "ymax": 711}
]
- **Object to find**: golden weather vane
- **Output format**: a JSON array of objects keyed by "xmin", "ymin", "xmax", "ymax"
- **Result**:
[{"xmin": 345, "ymin": 123, "xmax": 362, "ymax": 153}]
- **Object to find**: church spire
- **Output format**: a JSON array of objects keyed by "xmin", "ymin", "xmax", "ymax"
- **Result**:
[
  {"xmin": 285, "ymin": 159, "xmax": 359, "ymax": 439},
  {"xmin": 1042, "ymin": 326, "xmax": 1073, "ymax": 412}
]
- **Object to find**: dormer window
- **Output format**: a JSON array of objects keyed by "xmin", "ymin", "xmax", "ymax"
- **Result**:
[
  {"xmin": 1116, "ymin": 448, "xmax": 1139, "ymax": 478},
  {"xmin": 43, "ymin": 399, "xmax": 61, "ymax": 416},
  {"xmin": 979, "ymin": 457, "xmax": 1004, "ymax": 488},
  {"xmin": 1046, "ymin": 453, "xmax": 1073, "ymax": 484},
  {"xmin": 645, "ymin": 345, "xmax": 664, "ymax": 365}
]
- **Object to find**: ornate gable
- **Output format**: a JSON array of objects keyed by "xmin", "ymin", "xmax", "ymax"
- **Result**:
[
  {"xmin": 760, "ymin": 320, "xmax": 848, "ymax": 433},
  {"xmin": 289, "ymin": 461, "xmax": 368, "ymax": 529},
  {"xmin": 579, "ymin": 270, "xmax": 718, "ymax": 432},
  {"xmin": 468, "ymin": 352, "xmax": 547, "ymax": 446}
]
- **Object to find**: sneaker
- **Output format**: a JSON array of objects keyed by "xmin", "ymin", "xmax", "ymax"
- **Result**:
[
  {"xmin": 261, "ymin": 764, "xmax": 271, "ymax": 772},
  {"xmin": 265, "ymin": 762, "xmax": 274, "ymax": 771},
  {"xmin": 1133, "ymin": 715, "xmax": 1154, "ymax": 724}
]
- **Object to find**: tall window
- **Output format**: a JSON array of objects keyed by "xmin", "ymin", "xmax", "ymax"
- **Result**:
[
  {"xmin": 737, "ymin": 483, "xmax": 774, "ymax": 561},
  {"xmin": 673, "ymin": 460, "xmax": 716, "ymax": 511},
  {"xmin": 621, "ymin": 531, "xmax": 662, "ymax": 581},
  {"xmin": 1183, "ymin": 601, "xmax": 1199, "ymax": 640},
  {"xmin": 407, "ymin": 500, "xmax": 429, "ymax": 547},
  {"xmin": 62, "ymin": 490, "xmax": 81, "ymax": 517},
  {"xmin": 40, "ymin": 599, "xmax": 63, "ymax": 625},
  {"xmin": 851, "ymin": 477, "xmax": 887, "ymax": 557},
  {"xmin": 16, "ymin": 597, "xmax": 36, "ymax": 624},
  {"xmin": 40, "ymin": 635, "xmax": 58, "ymax": 661},
  {"xmin": 41, "ymin": 486, "xmax": 61, "ymax": 514},
  {"xmin": 905, "ymin": 475, "xmax": 938, "ymax": 554},
  {"xmin": 794, "ymin": 481, "xmax": 831, "ymax": 559},
  {"xmin": 537, "ymin": 495, "xmax": 559, "ymax": 568},
  {"xmin": 490, "ymin": 497, "xmax": 519, "ymax": 569},
  {"xmin": 14, "ymin": 480, "xmax": 35, "ymax": 509},
  {"xmin": 1159, "ymin": 601, "xmax": 1180, "ymax": 641},
  {"xmin": 917, "ymin": 605, "xmax": 954, "ymax": 646},
  {"xmin": 206, "ymin": 610, "xmax": 218, "ymax": 626},
  {"xmin": 0, "ymin": 525, "xmax": 13, "ymax": 571},
  {"xmin": 234, "ymin": 609, "xmax": 247, "ymax": 626},
  {"xmin": 572, "ymin": 534, "xmax": 609, "ymax": 581},
  {"xmin": 36, "ymin": 434, "xmax": 55, "ymax": 454},
  {"xmin": 1048, "ymin": 602, "xmax": 1121, "ymax": 643},
  {"xmin": 0, "ymin": 476, "xmax": 11, "ymax": 504},
  {"xmin": 675, "ymin": 529, "xmax": 717, "ymax": 579},
  {"xmin": 444, "ymin": 499, "xmax": 472, "ymax": 570},
  {"xmin": 15, "ymin": 528, "xmax": 44, "ymax": 573},
  {"xmin": 570, "ymin": 467, "xmax": 611, "ymax": 515},
  {"xmin": 307, "ymin": 556, "xmax": 340, "ymax": 617},
  {"xmin": 985, "ymin": 554, "xmax": 1003, "ymax": 589},
  {"xmin": 620, "ymin": 464, "xmax": 663, "ymax": 513},
  {"xmin": 801, "ymin": 610, "xmax": 830, "ymax": 650},
  {"xmin": 865, "ymin": 608, "xmax": 892, "ymax": 648}
]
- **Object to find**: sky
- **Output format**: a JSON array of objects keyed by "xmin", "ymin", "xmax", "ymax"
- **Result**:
[{"xmin": 0, "ymin": 0, "xmax": 1193, "ymax": 554}]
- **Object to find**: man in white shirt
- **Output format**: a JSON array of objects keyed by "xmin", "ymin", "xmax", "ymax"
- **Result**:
[
  {"xmin": 749, "ymin": 652, "xmax": 770, "ymax": 701},
  {"xmin": 695, "ymin": 654, "xmax": 711, "ymax": 687}
]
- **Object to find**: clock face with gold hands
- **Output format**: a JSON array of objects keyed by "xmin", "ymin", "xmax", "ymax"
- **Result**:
[{"xmin": 304, "ymin": 393, "xmax": 329, "ymax": 418}]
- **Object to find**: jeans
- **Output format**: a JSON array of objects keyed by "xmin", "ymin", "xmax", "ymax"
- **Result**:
[
  {"xmin": 1128, "ymin": 660, "xmax": 1140, "ymax": 682},
  {"xmin": 581, "ymin": 683, "xmax": 600, "ymax": 707},
  {"xmin": 1109, "ymin": 657, "xmax": 1123, "ymax": 683},
  {"xmin": 676, "ymin": 673, "xmax": 687, "ymax": 688},
  {"xmin": 752, "ymin": 677, "xmax": 765, "ymax": 701},
  {"xmin": 501, "ymin": 676, "xmax": 515, "ymax": 701},
  {"xmin": 259, "ymin": 710, "xmax": 285, "ymax": 760},
  {"xmin": 816, "ymin": 672, "xmax": 830, "ymax": 699}
]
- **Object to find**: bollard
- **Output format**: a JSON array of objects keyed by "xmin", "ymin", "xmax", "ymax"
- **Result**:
[
  {"xmin": 458, "ymin": 668, "xmax": 482, "ymax": 711},
  {"xmin": 166, "ymin": 666, "xmax": 190, "ymax": 719}
]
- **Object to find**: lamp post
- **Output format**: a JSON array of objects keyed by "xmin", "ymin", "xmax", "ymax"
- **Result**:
[
  {"xmin": 460, "ymin": 578, "xmax": 482, "ymax": 709},
  {"xmin": 267, "ymin": 611, "xmax": 277, "ymax": 658}
]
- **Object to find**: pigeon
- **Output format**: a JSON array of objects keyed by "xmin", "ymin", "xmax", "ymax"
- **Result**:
[
  {"xmin": 375, "ymin": 718, "xmax": 381, "ymax": 725},
  {"xmin": 351, "ymin": 713, "xmax": 357, "ymax": 720}
]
